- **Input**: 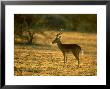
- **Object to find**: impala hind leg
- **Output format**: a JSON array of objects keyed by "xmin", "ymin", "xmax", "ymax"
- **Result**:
[
  {"xmin": 75, "ymin": 55, "xmax": 80, "ymax": 68},
  {"xmin": 72, "ymin": 51, "xmax": 80, "ymax": 67},
  {"xmin": 77, "ymin": 56, "xmax": 80, "ymax": 68}
]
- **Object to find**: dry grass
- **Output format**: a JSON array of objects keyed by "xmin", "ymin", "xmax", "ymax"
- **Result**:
[{"xmin": 14, "ymin": 31, "xmax": 97, "ymax": 76}]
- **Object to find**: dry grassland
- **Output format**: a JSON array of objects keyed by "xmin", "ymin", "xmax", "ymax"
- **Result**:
[{"xmin": 14, "ymin": 31, "xmax": 97, "ymax": 76}]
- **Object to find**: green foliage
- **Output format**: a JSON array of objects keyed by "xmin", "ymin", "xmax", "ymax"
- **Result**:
[{"xmin": 14, "ymin": 14, "xmax": 97, "ymax": 33}]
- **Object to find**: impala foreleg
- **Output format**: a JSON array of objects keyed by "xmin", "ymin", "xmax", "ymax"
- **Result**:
[{"xmin": 62, "ymin": 52, "xmax": 66, "ymax": 63}]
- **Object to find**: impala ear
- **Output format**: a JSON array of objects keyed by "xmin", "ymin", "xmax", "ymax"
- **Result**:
[
  {"xmin": 59, "ymin": 36, "xmax": 61, "ymax": 38},
  {"xmin": 56, "ymin": 32, "xmax": 62, "ymax": 38},
  {"xmin": 59, "ymin": 32, "xmax": 62, "ymax": 35}
]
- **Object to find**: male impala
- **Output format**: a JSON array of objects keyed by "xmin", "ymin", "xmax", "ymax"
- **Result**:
[{"xmin": 52, "ymin": 32, "xmax": 82, "ymax": 67}]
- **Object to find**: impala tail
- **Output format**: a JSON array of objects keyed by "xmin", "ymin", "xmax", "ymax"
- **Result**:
[{"xmin": 81, "ymin": 50, "xmax": 84, "ymax": 56}]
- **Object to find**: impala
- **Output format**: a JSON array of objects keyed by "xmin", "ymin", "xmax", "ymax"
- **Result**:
[{"xmin": 52, "ymin": 32, "xmax": 82, "ymax": 67}]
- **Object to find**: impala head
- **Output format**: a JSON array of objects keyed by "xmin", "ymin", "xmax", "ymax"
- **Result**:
[{"xmin": 52, "ymin": 32, "xmax": 62, "ymax": 44}]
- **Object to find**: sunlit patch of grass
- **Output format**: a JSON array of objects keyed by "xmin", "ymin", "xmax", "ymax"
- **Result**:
[{"xmin": 14, "ymin": 31, "xmax": 96, "ymax": 76}]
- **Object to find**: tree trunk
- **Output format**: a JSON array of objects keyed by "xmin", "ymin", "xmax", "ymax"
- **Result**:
[{"xmin": 27, "ymin": 31, "xmax": 34, "ymax": 44}]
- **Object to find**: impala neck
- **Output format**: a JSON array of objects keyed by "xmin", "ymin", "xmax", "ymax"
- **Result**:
[{"xmin": 57, "ymin": 39, "xmax": 62, "ymax": 48}]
